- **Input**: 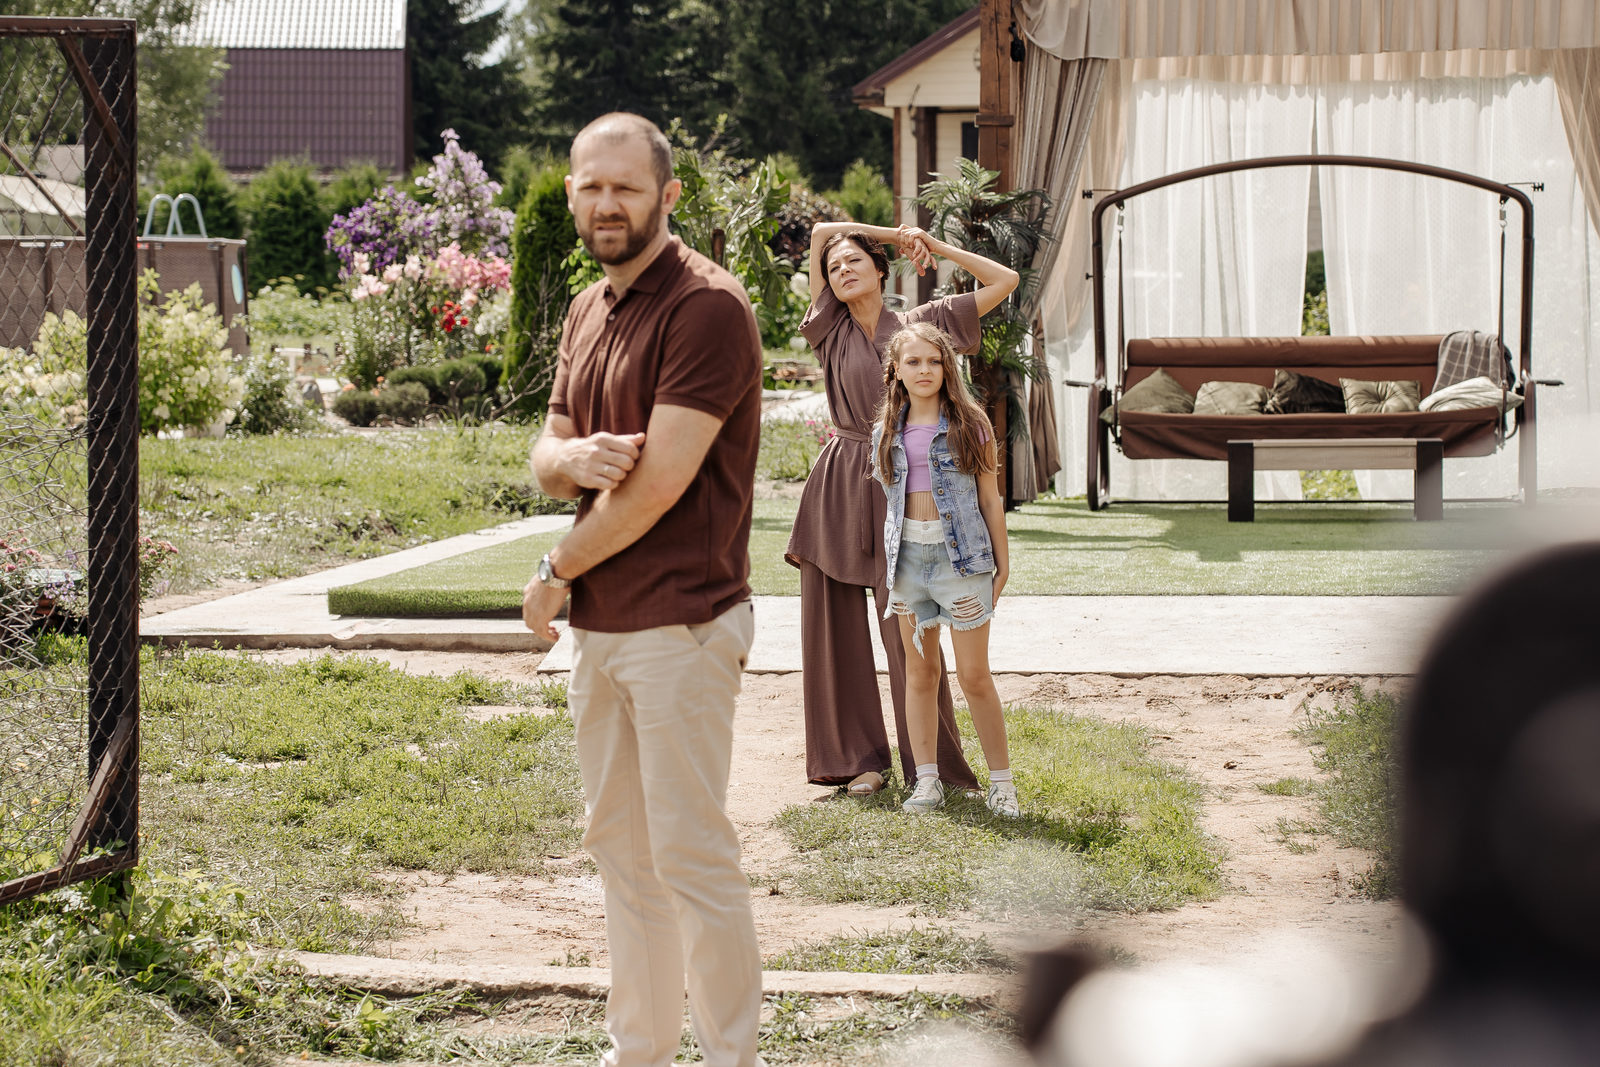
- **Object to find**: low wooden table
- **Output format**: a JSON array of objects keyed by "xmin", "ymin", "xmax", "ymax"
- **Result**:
[{"xmin": 1228, "ymin": 438, "xmax": 1444, "ymax": 522}]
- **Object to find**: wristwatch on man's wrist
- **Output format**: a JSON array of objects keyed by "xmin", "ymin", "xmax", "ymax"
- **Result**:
[{"xmin": 537, "ymin": 553, "xmax": 571, "ymax": 589}]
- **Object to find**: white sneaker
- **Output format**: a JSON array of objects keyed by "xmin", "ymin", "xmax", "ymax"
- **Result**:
[
  {"xmin": 986, "ymin": 782, "xmax": 1020, "ymax": 818},
  {"xmin": 902, "ymin": 776, "xmax": 946, "ymax": 814}
]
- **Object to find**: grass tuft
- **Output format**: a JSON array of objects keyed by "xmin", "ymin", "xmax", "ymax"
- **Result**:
[
  {"xmin": 773, "ymin": 707, "xmax": 1221, "ymax": 918},
  {"xmin": 1295, "ymin": 685, "xmax": 1400, "ymax": 897},
  {"xmin": 766, "ymin": 927, "xmax": 1014, "ymax": 974},
  {"xmin": 1258, "ymin": 776, "xmax": 1316, "ymax": 796}
]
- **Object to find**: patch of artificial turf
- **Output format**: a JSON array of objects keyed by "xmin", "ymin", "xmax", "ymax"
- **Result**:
[{"xmin": 328, "ymin": 496, "xmax": 1533, "ymax": 614}]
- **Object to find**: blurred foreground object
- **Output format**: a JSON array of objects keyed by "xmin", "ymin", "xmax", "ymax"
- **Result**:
[{"xmin": 1028, "ymin": 541, "xmax": 1600, "ymax": 1067}]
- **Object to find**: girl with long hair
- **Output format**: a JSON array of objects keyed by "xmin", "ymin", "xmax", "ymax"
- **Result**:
[
  {"xmin": 786, "ymin": 221, "xmax": 1018, "ymax": 799},
  {"xmin": 870, "ymin": 322, "xmax": 1017, "ymax": 817}
]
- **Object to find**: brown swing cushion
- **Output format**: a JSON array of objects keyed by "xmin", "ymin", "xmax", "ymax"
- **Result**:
[{"xmin": 1116, "ymin": 335, "xmax": 1501, "ymax": 461}]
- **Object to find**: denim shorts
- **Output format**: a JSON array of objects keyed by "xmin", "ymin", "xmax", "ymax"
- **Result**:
[{"xmin": 886, "ymin": 518, "xmax": 995, "ymax": 655}]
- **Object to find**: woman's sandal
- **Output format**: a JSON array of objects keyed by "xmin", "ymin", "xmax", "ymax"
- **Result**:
[{"xmin": 846, "ymin": 771, "xmax": 885, "ymax": 796}]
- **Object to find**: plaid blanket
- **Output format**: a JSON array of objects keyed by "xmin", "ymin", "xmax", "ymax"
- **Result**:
[{"xmin": 1436, "ymin": 330, "xmax": 1513, "ymax": 392}]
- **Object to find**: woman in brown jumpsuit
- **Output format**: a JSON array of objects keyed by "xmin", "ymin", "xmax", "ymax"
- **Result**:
[{"xmin": 788, "ymin": 222, "xmax": 1018, "ymax": 793}]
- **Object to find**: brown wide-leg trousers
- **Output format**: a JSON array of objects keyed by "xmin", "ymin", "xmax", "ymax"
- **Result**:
[{"xmin": 799, "ymin": 560, "xmax": 978, "ymax": 789}]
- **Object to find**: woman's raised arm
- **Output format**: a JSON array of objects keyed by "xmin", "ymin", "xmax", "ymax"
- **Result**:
[{"xmin": 896, "ymin": 224, "xmax": 1019, "ymax": 317}]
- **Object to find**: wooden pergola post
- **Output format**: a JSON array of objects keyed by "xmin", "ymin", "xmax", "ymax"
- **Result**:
[{"xmin": 977, "ymin": 0, "xmax": 1016, "ymax": 503}]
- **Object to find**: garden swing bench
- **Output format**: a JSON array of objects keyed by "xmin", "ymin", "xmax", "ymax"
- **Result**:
[{"xmin": 1079, "ymin": 155, "xmax": 1559, "ymax": 517}]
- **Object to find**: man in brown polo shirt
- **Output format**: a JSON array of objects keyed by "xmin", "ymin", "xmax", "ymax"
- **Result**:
[{"xmin": 521, "ymin": 112, "xmax": 764, "ymax": 1067}]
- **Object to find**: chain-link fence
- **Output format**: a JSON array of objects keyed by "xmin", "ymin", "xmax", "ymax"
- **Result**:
[{"xmin": 0, "ymin": 16, "xmax": 140, "ymax": 906}]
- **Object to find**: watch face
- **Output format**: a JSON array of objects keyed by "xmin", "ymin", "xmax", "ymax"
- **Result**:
[{"xmin": 538, "ymin": 556, "xmax": 553, "ymax": 582}]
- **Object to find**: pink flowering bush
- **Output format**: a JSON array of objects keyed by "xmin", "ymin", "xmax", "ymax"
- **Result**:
[
  {"xmin": 136, "ymin": 536, "xmax": 179, "ymax": 600},
  {"xmin": 338, "ymin": 243, "xmax": 512, "ymax": 386}
]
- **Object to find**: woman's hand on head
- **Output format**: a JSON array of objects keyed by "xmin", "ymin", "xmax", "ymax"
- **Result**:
[{"xmin": 896, "ymin": 225, "xmax": 936, "ymax": 275}]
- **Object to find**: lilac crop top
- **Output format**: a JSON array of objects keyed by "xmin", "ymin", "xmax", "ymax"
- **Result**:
[{"xmin": 903, "ymin": 422, "xmax": 988, "ymax": 494}]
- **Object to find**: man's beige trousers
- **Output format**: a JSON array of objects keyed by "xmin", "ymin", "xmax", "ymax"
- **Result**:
[{"xmin": 570, "ymin": 601, "xmax": 761, "ymax": 1067}]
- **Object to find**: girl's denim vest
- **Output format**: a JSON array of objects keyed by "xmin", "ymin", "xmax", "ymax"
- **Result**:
[{"xmin": 870, "ymin": 407, "xmax": 995, "ymax": 585}]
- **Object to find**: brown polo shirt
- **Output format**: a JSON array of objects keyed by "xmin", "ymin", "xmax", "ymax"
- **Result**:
[{"xmin": 549, "ymin": 236, "xmax": 762, "ymax": 633}]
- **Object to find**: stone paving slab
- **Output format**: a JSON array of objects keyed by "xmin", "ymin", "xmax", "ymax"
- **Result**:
[
  {"xmin": 290, "ymin": 951, "xmax": 1010, "ymax": 1003},
  {"xmin": 536, "ymin": 593, "xmax": 1454, "ymax": 676},
  {"xmin": 140, "ymin": 515, "xmax": 573, "ymax": 653}
]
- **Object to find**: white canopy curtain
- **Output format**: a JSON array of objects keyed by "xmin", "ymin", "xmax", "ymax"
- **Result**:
[
  {"xmin": 1016, "ymin": 0, "xmax": 1600, "ymax": 500},
  {"xmin": 1318, "ymin": 68, "xmax": 1600, "ymax": 498}
]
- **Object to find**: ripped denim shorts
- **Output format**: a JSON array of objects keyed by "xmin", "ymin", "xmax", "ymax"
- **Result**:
[{"xmin": 886, "ymin": 518, "xmax": 995, "ymax": 656}]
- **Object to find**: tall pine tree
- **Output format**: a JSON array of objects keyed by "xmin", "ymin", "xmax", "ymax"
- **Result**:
[
  {"xmin": 725, "ymin": 1, "xmax": 972, "ymax": 190},
  {"xmin": 409, "ymin": 0, "xmax": 533, "ymax": 173},
  {"xmin": 528, "ymin": 0, "xmax": 727, "ymax": 144}
]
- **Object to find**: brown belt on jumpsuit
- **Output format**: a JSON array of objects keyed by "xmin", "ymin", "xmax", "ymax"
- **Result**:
[{"xmin": 828, "ymin": 425, "xmax": 877, "ymax": 557}]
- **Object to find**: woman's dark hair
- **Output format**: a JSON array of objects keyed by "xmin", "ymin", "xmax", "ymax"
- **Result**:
[{"xmin": 820, "ymin": 231, "xmax": 890, "ymax": 293}]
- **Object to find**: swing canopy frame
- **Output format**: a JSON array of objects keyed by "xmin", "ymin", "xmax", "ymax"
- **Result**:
[{"xmin": 1084, "ymin": 154, "xmax": 1544, "ymax": 510}]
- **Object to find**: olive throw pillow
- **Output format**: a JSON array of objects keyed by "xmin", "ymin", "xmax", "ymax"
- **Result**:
[
  {"xmin": 1192, "ymin": 380, "xmax": 1271, "ymax": 415},
  {"xmin": 1262, "ymin": 369, "xmax": 1345, "ymax": 414},
  {"xmin": 1101, "ymin": 367, "xmax": 1195, "ymax": 425},
  {"xmin": 1341, "ymin": 378, "xmax": 1421, "ymax": 414}
]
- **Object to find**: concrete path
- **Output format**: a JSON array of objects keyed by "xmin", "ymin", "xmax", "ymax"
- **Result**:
[
  {"xmin": 141, "ymin": 516, "xmax": 1454, "ymax": 675},
  {"xmin": 140, "ymin": 515, "xmax": 573, "ymax": 653}
]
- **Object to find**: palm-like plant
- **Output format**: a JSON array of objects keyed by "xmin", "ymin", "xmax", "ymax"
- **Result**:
[{"xmin": 917, "ymin": 158, "xmax": 1051, "ymax": 386}]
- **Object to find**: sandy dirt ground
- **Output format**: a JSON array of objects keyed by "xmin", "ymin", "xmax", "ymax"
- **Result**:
[{"xmin": 245, "ymin": 648, "xmax": 1405, "ymax": 978}]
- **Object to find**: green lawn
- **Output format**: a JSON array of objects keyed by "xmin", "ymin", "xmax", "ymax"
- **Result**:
[
  {"xmin": 328, "ymin": 496, "xmax": 1535, "ymax": 614},
  {"xmin": 769, "ymin": 706, "xmax": 1222, "ymax": 919},
  {"xmin": 139, "ymin": 426, "xmax": 571, "ymax": 595}
]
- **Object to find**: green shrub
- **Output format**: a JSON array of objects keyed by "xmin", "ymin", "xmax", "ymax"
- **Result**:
[
  {"xmin": 246, "ymin": 278, "xmax": 349, "ymax": 345},
  {"xmin": 4, "ymin": 311, "xmax": 87, "ymax": 426},
  {"xmin": 151, "ymin": 145, "xmax": 244, "ymax": 239},
  {"xmin": 136, "ymin": 272, "xmax": 245, "ymax": 435},
  {"xmin": 246, "ymin": 159, "xmax": 335, "ymax": 293},
  {"xmin": 377, "ymin": 381, "xmax": 430, "ymax": 424},
  {"xmin": 825, "ymin": 159, "xmax": 895, "ymax": 229},
  {"xmin": 232, "ymin": 348, "xmax": 317, "ymax": 435},
  {"xmin": 322, "ymin": 160, "xmax": 387, "ymax": 221},
  {"xmin": 436, "ymin": 358, "xmax": 487, "ymax": 400},
  {"xmin": 332, "ymin": 389, "xmax": 379, "ymax": 427},
  {"xmin": 465, "ymin": 350, "xmax": 502, "ymax": 394},
  {"xmin": 338, "ymin": 295, "xmax": 415, "ymax": 388},
  {"xmin": 503, "ymin": 163, "xmax": 577, "ymax": 416},
  {"xmin": 384, "ymin": 364, "xmax": 440, "ymax": 397},
  {"xmin": 758, "ymin": 417, "xmax": 831, "ymax": 481}
]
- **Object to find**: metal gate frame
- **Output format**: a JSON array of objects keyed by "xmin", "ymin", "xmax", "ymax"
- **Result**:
[{"xmin": 0, "ymin": 15, "xmax": 140, "ymax": 906}]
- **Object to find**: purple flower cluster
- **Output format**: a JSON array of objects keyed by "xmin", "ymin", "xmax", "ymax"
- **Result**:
[
  {"xmin": 415, "ymin": 129, "xmax": 515, "ymax": 258},
  {"xmin": 325, "ymin": 185, "xmax": 436, "ymax": 277},
  {"xmin": 325, "ymin": 130, "xmax": 513, "ymax": 279}
]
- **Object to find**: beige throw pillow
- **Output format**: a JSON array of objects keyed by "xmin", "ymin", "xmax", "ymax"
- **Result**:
[
  {"xmin": 1192, "ymin": 380, "xmax": 1270, "ymax": 416},
  {"xmin": 1341, "ymin": 378, "xmax": 1421, "ymax": 414}
]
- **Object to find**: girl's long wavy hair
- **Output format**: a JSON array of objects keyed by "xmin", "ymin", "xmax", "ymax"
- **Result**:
[{"xmin": 874, "ymin": 321, "xmax": 995, "ymax": 484}]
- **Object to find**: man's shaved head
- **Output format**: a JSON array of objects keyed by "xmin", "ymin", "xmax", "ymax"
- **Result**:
[{"xmin": 571, "ymin": 112, "xmax": 673, "ymax": 190}]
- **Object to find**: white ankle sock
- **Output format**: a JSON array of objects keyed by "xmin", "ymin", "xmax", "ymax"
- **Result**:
[
  {"xmin": 916, "ymin": 763, "xmax": 939, "ymax": 782},
  {"xmin": 989, "ymin": 768, "xmax": 1013, "ymax": 785}
]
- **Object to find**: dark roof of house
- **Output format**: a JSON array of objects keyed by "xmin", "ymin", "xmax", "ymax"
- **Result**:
[
  {"xmin": 852, "ymin": 6, "xmax": 980, "ymax": 106},
  {"xmin": 179, "ymin": 0, "xmax": 406, "ymax": 50}
]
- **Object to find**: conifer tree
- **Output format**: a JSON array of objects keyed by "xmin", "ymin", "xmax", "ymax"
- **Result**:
[
  {"xmin": 528, "ymin": 0, "xmax": 726, "ymax": 143},
  {"xmin": 409, "ymin": 0, "xmax": 532, "ymax": 172},
  {"xmin": 725, "ymin": 0, "xmax": 971, "ymax": 190}
]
